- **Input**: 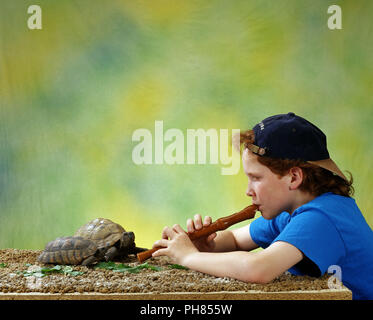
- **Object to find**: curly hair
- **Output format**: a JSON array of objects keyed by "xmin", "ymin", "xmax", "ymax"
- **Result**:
[{"xmin": 240, "ymin": 130, "xmax": 354, "ymax": 197}]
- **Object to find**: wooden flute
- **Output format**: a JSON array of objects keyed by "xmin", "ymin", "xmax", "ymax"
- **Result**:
[{"xmin": 137, "ymin": 204, "xmax": 258, "ymax": 263}]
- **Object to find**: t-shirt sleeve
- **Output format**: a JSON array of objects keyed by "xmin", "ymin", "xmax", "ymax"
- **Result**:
[
  {"xmin": 273, "ymin": 210, "xmax": 346, "ymax": 275},
  {"xmin": 249, "ymin": 216, "xmax": 280, "ymax": 249}
]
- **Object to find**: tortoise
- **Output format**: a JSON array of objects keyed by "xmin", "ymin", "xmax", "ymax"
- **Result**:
[
  {"xmin": 74, "ymin": 218, "xmax": 147, "ymax": 261},
  {"xmin": 37, "ymin": 236, "xmax": 105, "ymax": 265}
]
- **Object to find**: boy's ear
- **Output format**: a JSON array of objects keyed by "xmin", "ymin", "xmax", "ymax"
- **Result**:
[{"xmin": 288, "ymin": 167, "xmax": 303, "ymax": 190}]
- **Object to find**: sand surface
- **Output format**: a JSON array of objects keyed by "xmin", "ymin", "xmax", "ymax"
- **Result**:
[{"xmin": 0, "ymin": 249, "xmax": 351, "ymax": 299}]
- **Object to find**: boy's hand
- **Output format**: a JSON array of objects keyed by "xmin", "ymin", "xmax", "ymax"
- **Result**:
[
  {"xmin": 186, "ymin": 214, "xmax": 217, "ymax": 252},
  {"xmin": 152, "ymin": 224, "xmax": 198, "ymax": 264}
]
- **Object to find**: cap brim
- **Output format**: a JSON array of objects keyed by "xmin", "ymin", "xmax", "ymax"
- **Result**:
[{"xmin": 307, "ymin": 159, "xmax": 347, "ymax": 181}]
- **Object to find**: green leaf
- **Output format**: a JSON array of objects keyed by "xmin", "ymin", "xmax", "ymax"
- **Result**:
[
  {"xmin": 39, "ymin": 267, "xmax": 54, "ymax": 273},
  {"xmin": 62, "ymin": 266, "xmax": 73, "ymax": 273},
  {"xmin": 123, "ymin": 267, "xmax": 140, "ymax": 273},
  {"xmin": 94, "ymin": 261, "xmax": 119, "ymax": 270},
  {"xmin": 69, "ymin": 271, "xmax": 85, "ymax": 276},
  {"xmin": 168, "ymin": 264, "xmax": 189, "ymax": 270},
  {"xmin": 94, "ymin": 261, "xmax": 162, "ymax": 273},
  {"xmin": 115, "ymin": 263, "xmax": 132, "ymax": 270},
  {"xmin": 142, "ymin": 263, "xmax": 162, "ymax": 271},
  {"xmin": 0, "ymin": 263, "xmax": 7, "ymax": 268},
  {"xmin": 33, "ymin": 272, "xmax": 46, "ymax": 278},
  {"xmin": 19, "ymin": 264, "xmax": 84, "ymax": 277},
  {"xmin": 51, "ymin": 265, "xmax": 62, "ymax": 271}
]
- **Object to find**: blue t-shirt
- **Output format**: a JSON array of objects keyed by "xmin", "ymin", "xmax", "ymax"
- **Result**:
[{"xmin": 249, "ymin": 192, "xmax": 373, "ymax": 300}]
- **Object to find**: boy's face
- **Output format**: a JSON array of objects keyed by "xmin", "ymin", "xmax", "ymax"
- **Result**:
[{"xmin": 242, "ymin": 149, "xmax": 294, "ymax": 219}]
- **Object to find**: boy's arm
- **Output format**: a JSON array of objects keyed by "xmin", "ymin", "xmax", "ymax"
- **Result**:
[
  {"xmin": 231, "ymin": 224, "xmax": 260, "ymax": 251},
  {"xmin": 211, "ymin": 224, "xmax": 259, "ymax": 252},
  {"xmin": 153, "ymin": 224, "xmax": 303, "ymax": 283},
  {"xmin": 181, "ymin": 241, "xmax": 303, "ymax": 283}
]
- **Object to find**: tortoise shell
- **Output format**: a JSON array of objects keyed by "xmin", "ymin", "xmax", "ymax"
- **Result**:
[
  {"xmin": 74, "ymin": 218, "xmax": 134, "ymax": 249},
  {"xmin": 38, "ymin": 236, "xmax": 99, "ymax": 265}
]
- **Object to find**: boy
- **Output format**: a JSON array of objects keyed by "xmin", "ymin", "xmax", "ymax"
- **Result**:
[{"xmin": 152, "ymin": 112, "xmax": 373, "ymax": 300}]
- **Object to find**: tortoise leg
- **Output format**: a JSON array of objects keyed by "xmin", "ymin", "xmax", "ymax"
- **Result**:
[
  {"xmin": 81, "ymin": 256, "xmax": 97, "ymax": 266},
  {"xmin": 104, "ymin": 246, "xmax": 119, "ymax": 261}
]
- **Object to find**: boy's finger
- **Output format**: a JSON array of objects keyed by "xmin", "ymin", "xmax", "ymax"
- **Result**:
[
  {"xmin": 172, "ymin": 224, "xmax": 185, "ymax": 234},
  {"xmin": 194, "ymin": 214, "xmax": 203, "ymax": 230},
  {"xmin": 186, "ymin": 218, "xmax": 194, "ymax": 233},
  {"xmin": 207, "ymin": 232, "xmax": 217, "ymax": 242},
  {"xmin": 161, "ymin": 226, "xmax": 176, "ymax": 239},
  {"xmin": 203, "ymin": 216, "xmax": 212, "ymax": 227},
  {"xmin": 153, "ymin": 239, "xmax": 168, "ymax": 248},
  {"xmin": 152, "ymin": 247, "xmax": 169, "ymax": 258}
]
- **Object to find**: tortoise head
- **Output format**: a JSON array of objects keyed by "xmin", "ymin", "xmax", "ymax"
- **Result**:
[{"xmin": 120, "ymin": 231, "xmax": 135, "ymax": 248}]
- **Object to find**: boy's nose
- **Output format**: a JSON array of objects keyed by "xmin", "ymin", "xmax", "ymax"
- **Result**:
[{"xmin": 246, "ymin": 184, "xmax": 255, "ymax": 198}]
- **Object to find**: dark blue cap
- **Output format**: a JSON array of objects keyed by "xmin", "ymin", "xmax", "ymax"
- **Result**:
[
  {"xmin": 248, "ymin": 112, "xmax": 347, "ymax": 180},
  {"xmin": 251, "ymin": 112, "xmax": 329, "ymax": 161}
]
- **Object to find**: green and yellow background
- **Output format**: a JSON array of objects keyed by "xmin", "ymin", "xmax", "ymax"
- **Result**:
[{"xmin": 1, "ymin": 1, "xmax": 372, "ymax": 249}]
